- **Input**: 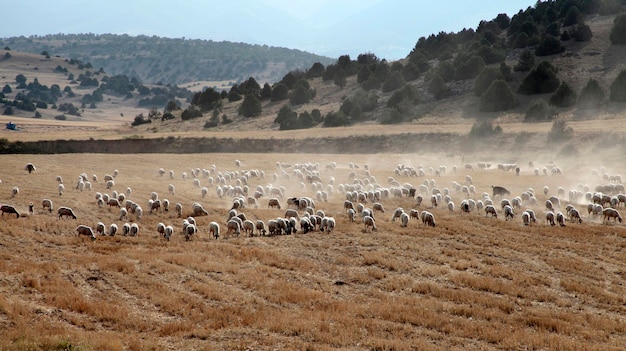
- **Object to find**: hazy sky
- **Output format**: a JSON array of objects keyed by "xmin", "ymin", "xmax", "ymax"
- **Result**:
[{"xmin": 3, "ymin": 0, "xmax": 536, "ymax": 60}]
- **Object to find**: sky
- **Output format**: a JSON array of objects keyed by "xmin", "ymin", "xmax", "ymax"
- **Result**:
[{"xmin": 2, "ymin": 0, "xmax": 537, "ymax": 60}]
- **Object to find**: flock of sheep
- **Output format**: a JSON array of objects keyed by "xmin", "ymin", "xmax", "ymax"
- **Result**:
[{"xmin": 0, "ymin": 157, "xmax": 624, "ymax": 243}]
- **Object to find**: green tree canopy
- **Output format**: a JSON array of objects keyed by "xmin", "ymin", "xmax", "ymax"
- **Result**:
[
  {"xmin": 238, "ymin": 94, "xmax": 262, "ymax": 118},
  {"xmin": 479, "ymin": 80, "xmax": 517, "ymax": 112},
  {"xmin": 549, "ymin": 82, "xmax": 577, "ymax": 107},
  {"xmin": 610, "ymin": 14, "xmax": 626, "ymax": 45},
  {"xmin": 474, "ymin": 67, "xmax": 501, "ymax": 97},
  {"xmin": 609, "ymin": 70, "xmax": 626, "ymax": 102},
  {"xmin": 577, "ymin": 78, "xmax": 605, "ymax": 109},
  {"xmin": 518, "ymin": 61, "xmax": 560, "ymax": 95}
]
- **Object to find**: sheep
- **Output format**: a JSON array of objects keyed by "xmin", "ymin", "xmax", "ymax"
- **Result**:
[
  {"xmin": 284, "ymin": 209, "xmax": 299, "ymax": 219},
  {"xmin": 11, "ymin": 186, "xmax": 19, "ymax": 198},
  {"xmin": 400, "ymin": 212, "xmax": 409, "ymax": 227},
  {"xmin": 484, "ymin": 205, "xmax": 498, "ymax": 218},
  {"xmin": 122, "ymin": 223, "xmax": 131, "ymax": 236},
  {"xmin": 255, "ymin": 220, "xmax": 266, "ymax": 236},
  {"xmin": 545, "ymin": 200, "xmax": 554, "ymax": 212},
  {"xmin": 1, "ymin": 204, "xmax": 20, "ymax": 218},
  {"xmin": 119, "ymin": 207, "xmax": 128, "ymax": 221},
  {"xmin": 108, "ymin": 198, "xmax": 121, "ymax": 208},
  {"xmin": 76, "ymin": 225, "xmax": 96, "ymax": 241},
  {"xmin": 546, "ymin": 211, "xmax": 556, "ymax": 226},
  {"xmin": 521, "ymin": 211, "xmax": 531, "ymax": 226},
  {"xmin": 391, "ymin": 207, "xmax": 404, "ymax": 222},
  {"xmin": 347, "ymin": 208, "xmax": 356, "ymax": 222},
  {"xmin": 109, "ymin": 223, "xmax": 118, "ymax": 236},
  {"xmin": 42, "ymin": 198, "xmax": 53, "ymax": 213},
  {"xmin": 556, "ymin": 212, "xmax": 566, "ymax": 226},
  {"xmin": 157, "ymin": 222, "xmax": 166, "ymax": 237},
  {"xmin": 95, "ymin": 222, "xmax": 106, "ymax": 235},
  {"xmin": 149, "ymin": 199, "xmax": 161, "ymax": 214},
  {"xmin": 184, "ymin": 223, "xmax": 197, "ymax": 241},
  {"xmin": 504, "ymin": 205, "xmax": 515, "ymax": 221},
  {"xmin": 164, "ymin": 225, "xmax": 174, "ymax": 241},
  {"xmin": 135, "ymin": 206, "xmax": 143, "ymax": 220},
  {"xmin": 201, "ymin": 187, "xmax": 208, "ymax": 198},
  {"xmin": 227, "ymin": 219, "xmax": 241, "ymax": 237},
  {"xmin": 430, "ymin": 195, "xmax": 438, "ymax": 208},
  {"xmin": 491, "ymin": 186, "xmax": 510, "ymax": 198},
  {"xmin": 25, "ymin": 163, "xmax": 36, "ymax": 174},
  {"xmin": 175, "ymin": 203, "xmax": 183, "ymax": 218},
  {"xmin": 569, "ymin": 208, "xmax": 583, "ymax": 224},
  {"xmin": 363, "ymin": 215, "xmax": 377, "ymax": 232},
  {"xmin": 415, "ymin": 194, "xmax": 423, "ymax": 206},
  {"xmin": 324, "ymin": 217, "xmax": 336, "ymax": 233},
  {"xmin": 409, "ymin": 209, "xmax": 420, "ymax": 220},
  {"xmin": 421, "ymin": 211, "xmax": 436, "ymax": 227},
  {"xmin": 299, "ymin": 217, "xmax": 312, "ymax": 234},
  {"xmin": 447, "ymin": 201, "xmax": 455, "ymax": 212},
  {"xmin": 130, "ymin": 223, "xmax": 139, "ymax": 237},
  {"xmin": 344, "ymin": 200, "xmax": 355, "ymax": 213},
  {"xmin": 57, "ymin": 206, "xmax": 77, "ymax": 220},
  {"xmin": 209, "ymin": 221, "xmax": 221, "ymax": 239},
  {"xmin": 603, "ymin": 208, "xmax": 622, "ymax": 223},
  {"xmin": 191, "ymin": 203, "xmax": 208, "ymax": 216},
  {"xmin": 268, "ymin": 198, "xmax": 281, "ymax": 210},
  {"xmin": 242, "ymin": 220, "xmax": 255, "ymax": 236},
  {"xmin": 372, "ymin": 202, "xmax": 385, "ymax": 213}
]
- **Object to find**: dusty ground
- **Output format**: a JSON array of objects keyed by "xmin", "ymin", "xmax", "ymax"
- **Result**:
[{"xmin": 0, "ymin": 151, "xmax": 625, "ymax": 350}]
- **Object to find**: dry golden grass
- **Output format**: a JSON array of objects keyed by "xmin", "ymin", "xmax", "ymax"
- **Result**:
[{"xmin": 0, "ymin": 151, "xmax": 625, "ymax": 350}]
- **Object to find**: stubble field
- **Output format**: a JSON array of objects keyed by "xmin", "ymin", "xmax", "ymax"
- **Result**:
[{"xmin": 0, "ymin": 152, "xmax": 625, "ymax": 351}]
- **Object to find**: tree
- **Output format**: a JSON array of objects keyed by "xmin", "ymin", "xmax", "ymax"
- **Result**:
[
  {"xmin": 437, "ymin": 61, "xmax": 455, "ymax": 82},
  {"xmin": 382, "ymin": 71, "xmax": 405, "ymax": 93},
  {"xmin": 563, "ymin": 6, "xmax": 582, "ymax": 26},
  {"xmin": 573, "ymin": 23, "xmax": 593, "ymax": 42},
  {"xmin": 238, "ymin": 94, "xmax": 262, "ymax": 118},
  {"xmin": 480, "ymin": 80, "xmax": 517, "ymax": 112},
  {"xmin": 274, "ymin": 105, "xmax": 298, "ymax": 130},
  {"xmin": 323, "ymin": 111, "xmax": 350, "ymax": 127},
  {"xmin": 290, "ymin": 82, "xmax": 313, "ymax": 105},
  {"xmin": 429, "ymin": 75, "xmax": 449, "ymax": 100},
  {"xmin": 518, "ymin": 61, "xmax": 560, "ymax": 95},
  {"xmin": 306, "ymin": 62, "xmax": 325, "ymax": 78},
  {"xmin": 577, "ymin": 78, "xmax": 605, "ymax": 109},
  {"xmin": 15, "ymin": 74, "xmax": 26, "ymax": 85},
  {"xmin": 513, "ymin": 32, "xmax": 529, "ymax": 48},
  {"xmin": 165, "ymin": 100, "xmax": 180, "ymax": 112},
  {"xmin": 357, "ymin": 66, "xmax": 371, "ymax": 84},
  {"xmin": 238, "ymin": 77, "xmax": 261, "ymax": 97},
  {"xmin": 524, "ymin": 100, "xmax": 556, "ymax": 122},
  {"xmin": 468, "ymin": 120, "xmax": 503, "ymax": 139},
  {"xmin": 333, "ymin": 69, "xmax": 347, "ymax": 88},
  {"xmin": 549, "ymin": 82, "xmax": 577, "ymax": 107},
  {"xmin": 401, "ymin": 63, "xmax": 420, "ymax": 81},
  {"xmin": 514, "ymin": 49, "xmax": 534, "ymax": 72},
  {"xmin": 610, "ymin": 70, "xmax": 626, "ymax": 102},
  {"xmin": 474, "ymin": 68, "xmax": 500, "ymax": 96},
  {"xmin": 2, "ymin": 84, "xmax": 11, "ymax": 94},
  {"xmin": 270, "ymin": 83, "xmax": 289, "ymax": 102},
  {"xmin": 548, "ymin": 119, "xmax": 573, "ymax": 142},
  {"xmin": 535, "ymin": 36, "xmax": 565, "ymax": 56},
  {"xmin": 454, "ymin": 56, "xmax": 485, "ymax": 80},
  {"xmin": 260, "ymin": 83, "xmax": 272, "ymax": 100},
  {"xmin": 610, "ymin": 14, "xmax": 626, "ymax": 45}
]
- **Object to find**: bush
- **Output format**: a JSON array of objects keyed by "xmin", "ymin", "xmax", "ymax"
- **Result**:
[
  {"xmin": 2, "ymin": 84, "xmax": 11, "ymax": 94},
  {"xmin": 577, "ymin": 78, "xmax": 605, "ymax": 109},
  {"xmin": 513, "ymin": 32, "xmax": 529, "ymax": 48},
  {"xmin": 454, "ymin": 56, "xmax": 485, "ymax": 80},
  {"xmin": 181, "ymin": 106, "xmax": 203, "ymax": 121},
  {"xmin": 549, "ymin": 82, "xmax": 577, "ymax": 107},
  {"xmin": 429, "ymin": 75, "xmax": 449, "ymax": 100},
  {"xmin": 609, "ymin": 70, "xmax": 626, "ymax": 102},
  {"xmin": 323, "ymin": 111, "xmax": 350, "ymax": 127},
  {"xmin": 289, "ymin": 82, "xmax": 313, "ymax": 105},
  {"xmin": 610, "ymin": 14, "xmax": 626, "ymax": 45},
  {"xmin": 468, "ymin": 120, "xmax": 503, "ymax": 139},
  {"xmin": 524, "ymin": 100, "xmax": 556, "ymax": 122},
  {"xmin": 535, "ymin": 36, "xmax": 565, "ymax": 56},
  {"xmin": 34, "ymin": 111, "xmax": 42, "ymax": 118},
  {"xmin": 563, "ymin": 6, "xmax": 582, "ymax": 26},
  {"xmin": 333, "ymin": 69, "xmax": 347, "ymax": 88},
  {"xmin": 518, "ymin": 61, "xmax": 560, "ymax": 95},
  {"xmin": 54, "ymin": 114, "xmax": 67, "ymax": 121},
  {"xmin": 474, "ymin": 68, "xmax": 500, "ymax": 96},
  {"xmin": 436, "ymin": 61, "xmax": 455, "ymax": 82},
  {"xmin": 387, "ymin": 85, "xmax": 419, "ymax": 109},
  {"xmin": 401, "ymin": 63, "xmax": 420, "ymax": 81},
  {"xmin": 514, "ymin": 49, "xmax": 535, "ymax": 72},
  {"xmin": 573, "ymin": 23, "xmax": 593, "ymax": 42},
  {"xmin": 548, "ymin": 119, "xmax": 573, "ymax": 142},
  {"xmin": 382, "ymin": 71, "xmax": 405, "ymax": 92},
  {"xmin": 238, "ymin": 94, "xmax": 262, "ymax": 118},
  {"xmin": 479, "ymin": 80, "xmax": 517, "ymax": 112},
  {"xmin": 361, "ymin": 76, "xmax": 380, "ymax": 91},
  {"xmin": 270, "ymin": 83, "xmax": 289, "ymax": 102}
]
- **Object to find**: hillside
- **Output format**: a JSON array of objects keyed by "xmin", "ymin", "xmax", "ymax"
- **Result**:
[{"xmin": 0, "ymin": 34, "xmax": 335, "ymax": 85}]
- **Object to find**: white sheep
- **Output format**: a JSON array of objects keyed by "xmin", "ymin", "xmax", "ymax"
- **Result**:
[
  {"xmin": 421, "ymin": 211, "xmax": 436, "ymax": 227},
  {"xmin": 76, "ymin": 225, "xmax": 96, "ymax": 240},
  {"xmin": 400, "ymin": 212, "xmax": 409, "ymax": 227},
  {"xmin": 95, "ymin": 222, "xmax": 106, "ymax": 236},
  {"xmin": 556, "ymin": 212, "xmax": 566, "ymax": 226},
  {"xmin": 546, "ymin": 211, "xmax": 556, "ymax": 226},
  {"xmin": 130, "ymin": 223, "xmax": 139, "ymax": 237},
  {"xmin": 122, "ymin": 223, "xmax": 131, "ymax": 236},
  {"xmin": 57, "ymin": 206, "xmax": 77, "ymax": 220},
  {"xmin": 504, "ymin": 205, "xmax": 515, "ymax": 221},
  {"xmin": 109, "ymin": 223, "xmax": 118, "ymax": 236},
  {"xmin": 363, "ymin": 215, "xmax": 377, "ymax": 232},
  {"xmin": 324, "ymin": 217, "xmax": 336, "ymax": 233},
  {"xmin": 191, "ymin": 203, "xmax": 208, "ymax": 216},
  {"xmin": 209, "ymin": 221, "xmax": 221, "ymax": 239},
  {"xmin": 391, "ymin": 207, "xmax": 404, "ymax": 222},
  {"xmin": 484, "ymin": 205, "xmax": 498, "ymax": 218},
  {"xmin": 184, "ymin": 223, "xmax": 197, "ymax": 241},
  {"xmin": 11, "ymin": 186, "xmax": 19, "ymax": 198},
  {"xmin": 164, "ymin": 225, "xmax": 174, "ymax": 241},
  {"xmin": 227, "ymin": 219, "xmax": 241, "ymax": 237},
  {"xmin": 42, "ymin": 198, "xmax": 53, "ymax": 213},
  {"xmin": 242, "ymin": 220, "xmax": 255, "ymax": 236},
  {"xmin": 119, "ymin": 208, "xmax": 128, "ymax": 220}
]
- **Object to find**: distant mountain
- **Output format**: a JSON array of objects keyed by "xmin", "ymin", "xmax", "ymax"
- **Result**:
[{"xmin": 0, "ymin": 34, "xmax": 335, "ymax": 85}]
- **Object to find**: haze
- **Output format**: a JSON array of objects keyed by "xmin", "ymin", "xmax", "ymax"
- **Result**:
[{"xmin": 4, "ymin": 0, "xmax": 535, "ymax": 60}]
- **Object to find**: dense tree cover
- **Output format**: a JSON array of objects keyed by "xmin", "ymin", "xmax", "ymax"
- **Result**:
[
  {"xmin": 518, "ymin": 61, "xmax": 560, "ymax": 95},
  {"xmin": 273, "ymin": 105, "xmax": 322, "ymax": 130},
  {"xmin": 524, "ymin": 100, "xmax": 556, "ymax": 122},
  {"xmin": 238, "ymin": 94, "xmax": 262, "ymax": 118},
  {"xmin": 474, "ymin": 67, "xmax": 501, "ymax": 96},
  {"xmin": 191, "ymin": 87, "xmax": 222, "ymax": 111},
  {"xmin": 480, "ymin": 80, "xmax": 517, "ymax": 112}
]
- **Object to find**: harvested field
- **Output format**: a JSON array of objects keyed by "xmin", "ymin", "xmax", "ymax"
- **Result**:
[{"xmin": 0, "ymin": 152, "xmax": 625, "ymax": 350}]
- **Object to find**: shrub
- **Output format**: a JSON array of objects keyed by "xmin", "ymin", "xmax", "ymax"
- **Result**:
[
  {"xmin": 361, "ymin": 76, "xmax": 380, "ymax": 91},
  {"xmin": 610, "ymin": 70, "xmax": 626, "ymax": 102},
  {"xmin": 610, "ymin": 14, "xmax": 626, "ymax": 45},
  {"xmin": 518, "ymin": 61, "xmax": 560, "ymax": 95},
  {"xmin": 382, "ymin": 71, "xmax": 405, "ymax": 92},
  {"xmin": 181, "ymin": 106, "xmax": 203, "ymax": 121},
  {"xmin": 549, "ymin": 82, "xmax": 577, "ymax": 107},
  {"xmin": 436, "ymin": 61, "xmax": 455, "ymax": 82},
  {"xmin": 577, "ymin": 78, "xmax": 605, "ymax": 108},
  {"xmin": 563, "ymin": 6, "xmax": 582, "ymax": 26},
  {"xmin": 573, "ymin": 23, "xmax": 593, "ymax": 42},
  {"xmin": 468, "ymin": 120, "xmax": 503, "ymax": 139},
  {"xmin": 513, "ymin": 32, "xmax": 529, "ymax": 48},
  {"xmin": 34, "ymin": 111, "xmax": 42, "ymax": 118},
  {"xmin": 535, "ymin": 36, "xmax": 565, "ymax": 56},
  {"xmin": 401, "ymin": 63, "xmax": 420, "ymax": 81},
  {"xmin": 270, "ymin": 83, "xmax": 289, "ymax": 102},
  {"xmin": 333, "ymin": 69, "xmax": 347, "ymax": 88},
  {"xmin": 323, "ymin": 111, "xmax": 350, "ymax": 127},
  {"xmin": 479, "ymin": 80, "xmax": 517, "ymax": 112},
  {"xmin": 289, "ymin": 83, "xmax": 313, "ymax": 105},
  {"xmin": 547, "ymin": 119, "xmax": 573, "ymax": 142},
  {"xmin": 387, "ymin": 85, "xmax": 419, "ymax": 109},
  {"xmin": 357, "ymin": 66, "xmax": 371, "ymax": 84},
  {"xmin": 3, "ymin": 106, "xmax": 14, "ymax": 115},
  {"xmin": 55, "ymin": 114, "xmax": 67, "ymax": 121},
  {"xmin": 514, "ymin": 49, "xmax": 535, "ymax": 72},
  {"xmin": 524, "ymin": 100, "xmax": 556, "ymax": 122},
  {"xmin": 476, "ymin": 45, "xmax": 506, "ymax": 64},
  {"xmin": 238, "ymin": 94, "xmax": 262, "ymax": 118},
  {"xmin": 474, "ymin": 68, "xmax": 500, "ymax": 96},
  {"xmin": 454, "ymin": 56, "xmax": 485, "ymax": 80}
]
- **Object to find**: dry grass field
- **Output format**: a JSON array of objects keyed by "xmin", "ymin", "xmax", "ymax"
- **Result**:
[{"xmin": 1, "ymin": 151, "xmax": 625, "ymax": 351}]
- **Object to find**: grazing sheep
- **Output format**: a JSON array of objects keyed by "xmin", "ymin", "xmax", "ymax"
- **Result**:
[
  {"xmin": 1, "ymin": 204, "xmax": 20, "ymax": 218},
  {"xmin": 284, "ymin": 209, "xmax": 299, "ymax": 219},
  {"xmin": 157, "ymin": 222, "xmax": 166, "ymax": 237},
  {"xmin": 122, "ymin": 223, "xmax": 131, "ymax": 236},
  {"xmin": 372, "ymin": 202, "xmax": 385, "ymax": 213},
  {"xmin": 201, "ymin": 187, "xmax": 208, "ymax": 198},
  {"xmin": 209, "ymin": 221, "xmax": 221, "ymax": 239},
  {"xmin": 400, "ymin": 212, "xmax": 409, "ymax": 227},
  {"xmin": 363, "ymin": 215, "xmax": 377, "ymax": 232},
  {"xmin": 504, "ymin": 205, "xmax": 515, "ymax": 221},
  {"xmin": 556, "ymin": 212, "xmax": 566, "ymax": 226},
  {"xmin": 484, "ymin": 205, "xmax": 498, "ymax": 218},
  {"xmin": 130, "ymin": 223, "xmax": 139, "ymax": 237},
  {"xmin": 135, "ymin": 206, "xmax": 143, "ymax": 220},
  {"xmin": 421, "ymin": 211, "xmax": 436, "ymax": 227},
  {"xmin": 447, "ymin": 201, "xmax": 455, "ymax": 212},
  {"xmin": 149, "ymin": 199, "xmax": 161, "ymax": 214},
  {"xmin": 57, "ymin": 206, "xmax": 77, "ymax": 220},
  {"xmin": 409, "ymin": 209, "xmax": 420, "ymax": 220},
  {"xmin": 603, "ymin": 208, "xmax": 622, "ymax": 223},
  {"xmin": 324, "ymin": 217, "xmax": 336, "ymax": 233},
  {"xmin": 347, "ymin": 208, "xmax": 356, "ymax": 222},
  {"xmin": 242, "ymin": 220, "xmax": 255, "ymax": 236},
  {"xmin": 108, "ymin": 198, "xmax": 121, "ymax": 208},
  {"xmin": 11, "ymin": 186, "xmax": 19, "ymax": 198},
  {"xmin": 255, "ymin": 220, "xmax": 266, "ymax": 236},
  {"xmin": 545, "ymin": 200, "xmax": 554, "ymax": 212},
  {"xmin": 42, "ymin": 198, "xmax": 53, "ymax": 213},
  {"xmin": 344, "ymin": 200, "xmax": 355, "ymax": 213},
  {"xmin": 491, "ymin": 186, "xmax": 510, "ymax": 198},
  {"xmin": 95, "ymin": 222, "xmax": 106, "ymax": 235},
  {"xmin": 76, "ymin": 225, "xmax": 96, "ymax": 241},
  {"xmin": 191, "ymin": 203, "xmax": 208, "ymax": 216},
  {"xmin": 227, "ymin": 219, "xmax": 241, "ymax": 237},
  {"xmin": 184, "ymin": 223, "xmax": 197, "ymax": 241},
  {"xmin": 299, "ymin": 217, "xmax": 312, "ymax": 234},
  {"xmin": 109, "ymin": 223, "xmax": 118, "ymax": 236},
  {"xmin": 268, "ymin": 198, "xmax": 281, "ymax": 210},
  {"xmin": 25, "ymin": 163, "xmax": 36, "ymax": 174},
  {"xmin": 430, "ymin": 195, "xmax": 438, "ymax": 208},
  {"xmin": 569, "ymin": 208, "xmax": 583, "ymax": 224},
  {"xmin": 164, "ymin": 225, "xmax": 174, "ymax": 241},
  {"xmin": 546, "ymin": 211, "xmax": 556, "ymax": 226},
  {"xmin": 521, "ymin": 211, "xmax": 531, "ymax": 226},
  {"xmin": 391, "ymin": 207, "xmax": 404, "ymax": 222},
  {"xmin": 175, "ymin": 203, "xmax": 183, "ymax": 218}
]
